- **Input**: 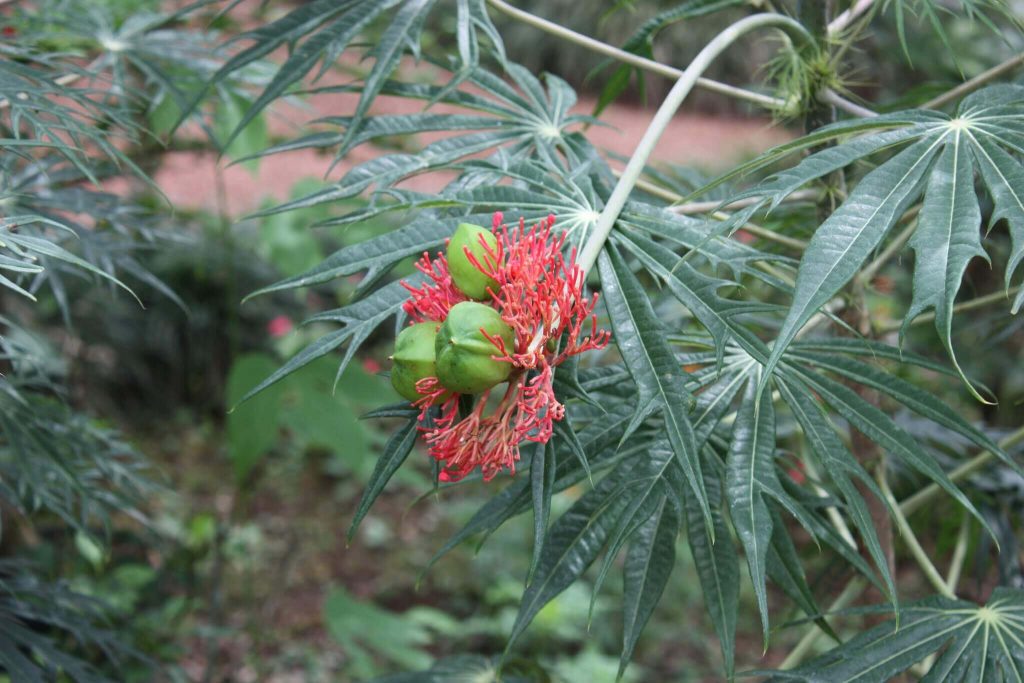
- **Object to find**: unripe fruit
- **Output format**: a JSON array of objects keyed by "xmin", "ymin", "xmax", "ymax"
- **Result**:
[
  {"xmin": 447, "ymin": 223, "xmax": 500, "ymax": 300},
  {"xmin": 435, "ymin": 302, "xmax": 514, "ymax": 394},
  {"xmin": 390, "ymin": 322, "xmax": 441, "ymax": 401}
]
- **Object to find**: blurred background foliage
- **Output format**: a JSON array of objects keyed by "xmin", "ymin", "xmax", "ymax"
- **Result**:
[{"xmin": 0, "ymin": 0, "xmax": 1023, "ymax": 681}]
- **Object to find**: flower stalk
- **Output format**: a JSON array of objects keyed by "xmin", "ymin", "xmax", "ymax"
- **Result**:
[{"xmin": 576, "ymin": 13, "xmax": 813, "ymax": 276}]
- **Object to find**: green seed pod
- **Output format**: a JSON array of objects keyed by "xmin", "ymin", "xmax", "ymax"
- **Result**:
[
  {"xmin": 435, "ymin": 302, "xmax": 514, "ymax": 394},
  {"xmin": 447, "ymin": 222, "xmax": 500, "ymax": 300},
  {"xmin": 390, "ymin": 322, "xmax": 441, "ymax": 401}
]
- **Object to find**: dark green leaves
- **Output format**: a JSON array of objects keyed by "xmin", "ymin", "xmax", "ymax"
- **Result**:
[
  {"xmin": 771, "ymin": 588, "xmax": 1024, "ymax": 682},
  {"xmin": 597, "ymin": 245, "xmax": 712, "ymax": 535},
  {"xmin": 620, "ymin": 497, "xmax": 678, "ymax": 679},
  {"xmin": 725, "ymin": 371, "xmax": 781, "ymax": 645}
]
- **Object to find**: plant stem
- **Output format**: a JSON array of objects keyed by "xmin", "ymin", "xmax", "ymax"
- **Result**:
[
  {"xmin": 575, "ymin": 14, "xmax": 812, "ymax": 275},
  {"xmin": 617, "ymin": 173, "xmax": 813, "ymax": 250},
  {"xmin": 879, "ymin": 469, "xmax": 955, "ymax": 599},
  {"xmin": 901, "ymin": 423, "xmax": 1024, "ymax": 517},
  {"xmin": 820, "ymin": 88, "xmax": 877, "ymax": 118},
  {"xmin": 923, "ymin": 52, "xmax": 1024, "ymax": 110},
  {"xmin": 826, "ymin": 0, "xmax": 876, "ymax": 36},
  {"xmin": 945, "ymin": 515, "xmax": 969, "ymax": 594},
  {"xmin": 485, "ymin": 0, "xmax": 785, "ymax": 110},
  {"xmin": 877, "ymin": 286, "xmax": 1022, "ymax": 333},
  {"xmin": 778, "ymin": 577, "xmax": 867, "ymax": 669},
  {"xmin": 784, "ymin": 424, "xmax": 1024, "ymax": 663}
]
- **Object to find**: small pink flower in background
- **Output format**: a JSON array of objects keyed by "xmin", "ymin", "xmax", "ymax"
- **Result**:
[
  {"xmin": 267, "ymin": 315, "xmax": 294, "ymax": 338},
  {"xmin": 362, "ymin": 358, "xmax": 382, "ymax": 374},
  {"xmin": 400, "ymin": 212, "xmax": 610, "ymax": 482}
]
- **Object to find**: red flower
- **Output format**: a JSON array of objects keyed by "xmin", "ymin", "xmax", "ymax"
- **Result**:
[
  {"xmin": 400, "ymin": 213, "xmax": 610, "ymax": 482},
  {"xmin": 267, "ymin": 315, "xmax": 294, "ymax": 338}
]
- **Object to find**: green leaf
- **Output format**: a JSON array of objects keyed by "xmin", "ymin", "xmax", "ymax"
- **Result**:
[
  {"xmin": 785, "ymin": 365, "xmax": 993, "ymax": 539},
  {"xmin": 506, "ymin": 461, "xmax": 632, "ymax": 650},
  {"xmin": 348, "ymin": 417, "xmax": 419, "ymax": 541},
  {"xmin": 227, "ymin": 1, "xmax": 388, "ymax": 147},
  {"xmin": 764, "ymin": 135, "xmax": 945, "ymax": 381},
  {"xmin": 903, "ymin": 132, "xmax": 987, "ymax": 397},
  {"xmin": 787, "ymin": 351, "xmax": 1005, "ymax": 463},
  {"xmin": 597, "ymin": 245, "xmax": 712, "ymax": 537},
  {"xmin": 769, "ymin": 588, "xmax": 1024, "ymax": 682},
  {"xmin": 776, "ymin": 378, "xmax": 896, "ymax": 605},
  {"xmin": 971, "ymin": 131, "xmax": 1024, "ymax": 313},
  {"xmin": 619, "ymin": 496, "xmax": 678, "ymax": 680},
  {"xmin": 725, "ymin": 370, "xmax": 780, "ymax": 645},
  {"xmin": 339, "ymin": 0, "xmax": 438, "ymax": 154},
  {"xmin": 225, "ymin": 353, "xmax": 285, "ymax": 478},
  {"xmin": 528, "ymin": 441, "xmax": 557, "ymax": 582},
  {"xmin": 684, "ymin": 454, "xmax": 739, "ymax": 679},
  {"xmin": 235, "ymin": 282, "xmax": 409, "ymax": 407}
]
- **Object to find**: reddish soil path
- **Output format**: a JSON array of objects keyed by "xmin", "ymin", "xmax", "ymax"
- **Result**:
[{"xmin": 152, "ymin": 86, "xmax": 792, "ymax": 218}]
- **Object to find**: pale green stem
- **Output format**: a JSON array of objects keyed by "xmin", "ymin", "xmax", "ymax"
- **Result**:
[
  {"xmin": 923, "ymin": 52, "xmax": 1024, "ymax": 110},
  {"xmin": 575, "ymin": 14, "xmax": 812, "ymax": 275},
  {"xmin": 783, "ymin": 425, "xmax": 1024, "ymax": 665},
  {"xmin": 485, "ymin": 0, "xmax": 785, "ymax": 109},
  {"xmin": 778, "ymin": 577, "xmax": 867, "ymax": 670},
  {"xmin": 826, "ymin": 0, "xmax": 875, "ymax": 35},
  {"xmin": 879, "ymin": 470, "xmax": 955, "ymax": 599},
  {"xmin": 857, "ymin": 211, "xmax": 919, "ymax": 286},
  {"xmin": 802, "ymin": 455, "xmax": 858, "ymax": 549},
  {"xmin": 821, "ymin": 88, "xmax": 877, "ymax": 118},
  {"xmin": 877, "ymin": 286, "xmax": 1022, "ymax": 334},
  {"xmin": 621, "ymin": 173, "xmax": 813, "ymax": 250},
  {"xmin": 901, "ymin": 423, "xmax": 1024, "ymax": 517},
  {"xmin": 945, "ymin": 515, "xmax": 969, "ymax": 594}
]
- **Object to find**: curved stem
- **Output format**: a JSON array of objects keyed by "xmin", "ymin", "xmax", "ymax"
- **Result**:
[
  {"xmin": 576, "ymin": 13, "xmax": 812, "ymax": 275},
  {"xmin": 923, "ymin": 52, "xmax": 1024, "ymax": 110},
  {"xmin": 826, "ymin": 0, "xmax": 876, "ymax": 36},
  {"xmin": 879, "ymin": 470, "xmax": 955, "ymax": 599},
  {"xmin": 945, "ymin": 515, "xmax": 969, "ymax": 594},
  {"xmin": 877, "ymin": 286, "xmax": 1022, "ymax": 334},
  {"xmin": 485, "ymin": 0, "xmax": 785, "ymax": 110},
  {"xmin": 778, "ymin": 577, "xmax": 867, "ymax": 669},
  {"xmin": 901, "ymin": 423, "xmax": 1024, "ymax": 517},
  {"xmin": 821, "ymin": 88, "xmax": 877, "ymax": 118}
]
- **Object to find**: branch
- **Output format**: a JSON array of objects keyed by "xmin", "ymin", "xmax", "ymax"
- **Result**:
[
  {"xmin": 877, "ymin": 286, "xmax": 1022, "ymax": 334},
  {"xmin": 575, "ymin": 13, "xmax": 813, "ymax": 275},
  {"xmin": 615, "ymin": 171, "xmax": 814, "ymax": 250},
  {"xmin": 820, "ymin": 88, "xmax": 877, "ymax": 118},
  {"xmin": 901, "ymin": 423, "xmax": 1024, "ymax": 517},
  {"xmin": 826, "ymin": 0, "xmax": 876, "ymax": 36},
  {"xmin": 485, "ymin": 0, "xmax": 785, "ymax": 110},
  {"xmin": 880, "ymin": 469, "xmax": 955, "ymax": 599},
  {"xmin": 780, "ymin": 423, "xmax": 1024, "ymax": 665},
  {"xmin": 923, "ymin": 52, "xmax": 1024, "ymax": 110}
]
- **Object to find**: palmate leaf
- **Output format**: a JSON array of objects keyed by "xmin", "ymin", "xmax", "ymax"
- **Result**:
[
  {"xmin": 597, "ymin": 244, "xmax": 713, "ymax": 535},
  {"xmin": 769, "ymin": 587, "xmax": 1024, "ymax": 682},
  {"xmin": 725, "ymin": 368, "xmax": 782, "ymax": 645},
  {"xmin": 684, "ymin": 451, "xmax": 739, "ymax": 679},
  {"xmin": 201, "ymin": 0, "xmax": 502, "ymax": 149},
  {"xmin": 693, "ymin": 86, "xmax": 1024, "ymax": 382},
  {"xmin": 251, "ymin": 64, "xmax": 595, "ymax": 218},
  {"xmin": 235, "ymin": 280, "xmax": 412, "ymax": 407},
  {"xmin": 620, "ymin": 494, "xmax": 678, "ymax": 680}
]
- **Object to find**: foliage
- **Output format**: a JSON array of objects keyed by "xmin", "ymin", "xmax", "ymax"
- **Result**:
[
  {"xmin": 201, "ymin": 0, "xmax": 1024, "ymax": 680},
  {"xmin": 3, "ymin": 0, "xmax": 1024, "ymax": 680}
]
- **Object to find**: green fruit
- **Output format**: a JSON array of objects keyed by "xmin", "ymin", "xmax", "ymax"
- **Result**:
[
  {"xmin": 390, "ymin": 322, "xmax": 441, "ymax": 401},
  {"xmin": 435, "ymin": 302, "xmax": 515, "ymax": 394},
  {"xmin": 447, "ymin": 223, "xmax": 500, "ymax": 300}
]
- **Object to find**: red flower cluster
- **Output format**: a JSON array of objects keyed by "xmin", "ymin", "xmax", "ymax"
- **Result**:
[{"xmin": 400, "ymin": 212, "xmax": 610, "ymax": 482}]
